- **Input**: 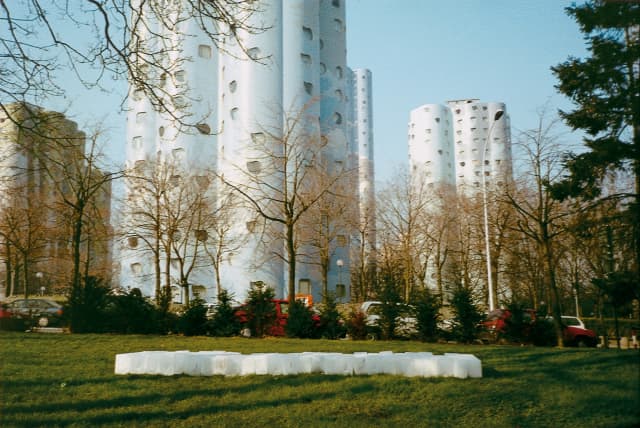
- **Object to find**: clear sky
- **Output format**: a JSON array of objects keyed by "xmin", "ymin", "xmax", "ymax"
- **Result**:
[
  {"xmin": 345, "ymin": 0, "xmax": 587, "ymax": 181},
  {"xmin": 50, "ymin": 0, "xmax": 588, "ymax": 183}
]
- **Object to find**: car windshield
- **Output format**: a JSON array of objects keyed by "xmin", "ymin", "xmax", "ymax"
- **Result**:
[{"xmin": 563, "ymin": 317, "xmax": 581, "ymax": 326}]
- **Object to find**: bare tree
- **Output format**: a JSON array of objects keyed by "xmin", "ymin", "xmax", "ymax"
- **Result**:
[
  {"xmin": 376, "ymin": 168, "xmax": 434, "ymax": 301},
  {"xmin": 506, "ymin": 113, "xmax": 576, "ymax": 347},
  {"xmin": 1, "ymin": 1, "xmax": 264, "ymax": 125},
  {"xmin": 201, "ymin": 186, "xmax": 247, "ymax": 298},
  {"xmin": 222, "ymin": 108, "xmax": 351, "ymax": 302}
]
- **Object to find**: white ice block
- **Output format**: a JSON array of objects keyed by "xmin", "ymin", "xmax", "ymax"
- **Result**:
[{"xmin": 114, "ymin": 350, "xmax": 482, "ymax": 378}]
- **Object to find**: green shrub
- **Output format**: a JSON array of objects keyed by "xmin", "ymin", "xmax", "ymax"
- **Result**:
[
  {"xmin": 377, "ymin": 281, "xmax": 403, "ymax": 340},
  {"xmin": 412, "ymin": 289, "xmax": 442, "ymax": 342},
  {"xmin": 529, "ymin": 314, "xmax": 555, "ymax": 346},
  {"xmin": 67, "ymin": 276, "xmax": 111, "ymax": 333},
  {"xmin": 244, "ymin": 282, "xmax": 275, "ymax": 337},
  {"xmin": 502, "ymin": 301, "xmax": 532, "ymax": 343},
  {"xmin": 450, "ymin": 287, "xmax": 483, "ymax": 343},
  {"xmin": 206, "ymin": 289, "xmax": 240, "ymax": 337},
  {"xmin": 285, "ymin": 299, "xmax": 318, "ymax": 338},
  {"xmin": 154, "ymin": 285, "xmax": 178, "ymax": 334},
  {"xmin": 317, "ymin": 292, "xmax": 346, "ymax": 339},
  {"xmin": 177, "ymin": 298, "xmax": 208, "ymax": 336},
  {"xmin": 103, "ymin": 288, "xmax": 158, "ymax": 334}
]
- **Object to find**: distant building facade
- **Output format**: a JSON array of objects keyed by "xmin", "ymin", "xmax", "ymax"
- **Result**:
[
  {"xmin": 408, "ymin": 99, "xmax": 512, "ymax": 292},
  {"xmin": 0, "ymin": 103, "xmax": 112, "ymax": 299},
  {"xmin": 120, "ymin": 0, "xmax": 375, "ymax": 303}
]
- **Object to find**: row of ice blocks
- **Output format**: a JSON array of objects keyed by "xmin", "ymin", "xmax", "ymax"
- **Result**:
[{"xmin": 115, "ymin": 351, "xmax": 482, "ymax": 378}]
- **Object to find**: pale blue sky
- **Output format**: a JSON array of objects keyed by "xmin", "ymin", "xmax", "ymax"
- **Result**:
[
  {"xmin": 49, "ymin": 0, "xmax": 587, "ymax": 182},
  {"xmin": 345, "ymin": 0, "xmax": 587, "ymax": 180}
]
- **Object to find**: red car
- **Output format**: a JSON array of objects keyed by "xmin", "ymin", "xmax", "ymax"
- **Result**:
[
  {"xmin": 235, "ymin": 299, "xmax": 320, "ymax": 337},
  {"xmin": 482, "ymin": 309, "xmax": 597, "ymax": 347}
]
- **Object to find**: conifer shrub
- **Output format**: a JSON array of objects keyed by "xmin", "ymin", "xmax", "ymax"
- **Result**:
[
  {"xmin": 450, "ymin": 287, "xmax": 483, "ymax": 343},
  {"xmin": 244, "ymin": 282, "xmax": 275, "ymax": 337},
  {"xmin": 412, "ymin": 289, "xmax": 442, "ymax": 342},
  {"xmin": 206, "ymin": 289, "xmax": 241, "ymax": 337},
  {"xmin": 285, "ymin": 299, "xmax": 318, "ymax": 338},
  {"xmin": 317, "ymin": 292, "xmax": 346, "ymax": 339},
  {"xmin": 176, "ymin": 297, "xmax": 208, "ymax": 336}
]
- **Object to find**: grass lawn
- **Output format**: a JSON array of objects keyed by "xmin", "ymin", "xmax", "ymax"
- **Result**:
[{"xmin": 1, "ymin": 332, "xmax": 638, "ymax": 427}]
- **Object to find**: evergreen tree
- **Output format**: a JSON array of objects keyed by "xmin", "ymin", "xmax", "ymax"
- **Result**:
[{"xmin": 550, "ymin": 1, "xmax": 640, "ymax": 274}]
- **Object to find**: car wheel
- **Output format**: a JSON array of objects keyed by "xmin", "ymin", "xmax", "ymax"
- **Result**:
[
  {"xmin": 577, "ymin": 338, "xmax": 587, "ymax": 348},
  {"xmin": 38, "ymin": 316, "xmax": 49, "ymax": 327},
  {"xmin": 366, "ymin": 332, "xmax": 378, "ymax": 341}
]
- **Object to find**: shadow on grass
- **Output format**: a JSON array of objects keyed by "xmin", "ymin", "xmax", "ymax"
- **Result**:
[{"xmin": 3, "ymin": 375, "xmax": 381, "ymax": 426}]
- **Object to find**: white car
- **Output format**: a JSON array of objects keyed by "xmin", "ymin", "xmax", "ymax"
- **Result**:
[
  {"xmin": 560, "ymin": 315, "xmax": 587, "ymax": 329},
  {"xmin": 360, "ymin": 301, "xmax": 417, "ymax": 339}
]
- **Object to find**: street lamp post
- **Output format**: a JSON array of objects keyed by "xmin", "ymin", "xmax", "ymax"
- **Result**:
[
  {"xmin": 482, "ymin": 109, "xmax": 504, "ymax": 312},
  {"xmin": 336, "ymin": 259, "xmax": 344, "ymax": 300}
]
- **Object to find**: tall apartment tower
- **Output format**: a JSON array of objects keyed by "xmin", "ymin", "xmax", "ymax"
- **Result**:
[
  {"xmin": 0, "ymin": 103, "xmax": 112, "ymax": 298},
  {"xmin": 408, "ymin": 99, "xmax": 512, "ymax": 291},
  {"xmin": 409, "ymin": 100, "xmax": 511, "ymax": 192},
  {"xmin": 348, "ymin": 68, "xmax": 376, "ymax": 291},
  {"xmin": 120, "ymin": 0, "xmax": 367, "ymax": 304}
]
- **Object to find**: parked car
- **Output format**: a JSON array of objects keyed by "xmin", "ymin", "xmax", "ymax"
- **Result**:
[
  {"xmin": 360, "ymin": 301, "xmax": 418, "ymax": 339},
  {"xmin": 2, "ymin": 298, "xmax": 65, "ymax": 327},
  {"xmin": 482, "ymin": 308, "xmax": 597, "ymax": 347},
  {"xmin": 235, "ymin": 299, "xmax": 320, "ymax": 337},
  {"xmin": 554, "ymin": 315, "xmax": 598, "ymax": 348}
]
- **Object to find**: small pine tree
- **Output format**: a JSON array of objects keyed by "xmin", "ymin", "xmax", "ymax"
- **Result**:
[
  {"xmin": 450, "ymin": 287, "xmax": 483, "ymax": 343},
  {"xmin": 245, "ymin": 282, "xmax": 276, "ymax": 337},
  {"xmin": 177, "ymin": 297, "xmax": 207, "ymax": 336},
  {"xmin": 378, "ymin": 280, "xmax": 403, "ymax": 340},
  {"xmin": 207, "ymin": 289, "xmax": 240, "ymax": 337},
  {"xmin": 412, "ymin": 288, "xmax": 442, "ymax": 342},
  {"xmin": 285, "ymin": 299, "xmax": 317, "ymax": 338},
  {"xmin": 318, "ymin": 292, "xmax": 345, "ymax": 339}
]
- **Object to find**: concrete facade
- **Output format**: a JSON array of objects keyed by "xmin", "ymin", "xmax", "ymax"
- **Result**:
[{"xmin": 120, "ymin": 0, "xmax": 373, "ymax": 304}]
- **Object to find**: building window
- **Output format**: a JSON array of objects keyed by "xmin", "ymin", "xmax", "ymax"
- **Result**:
[
  {"xmin": 196, "ymin": 123, "xmax": 211, "ymax": 135},
  {"xmin": 158, "ymin": 126, "xmax": 165, "ymax": 137},
  {"xmin": 333, "ymin": 112, "xmax": 342, "ymax": 124},
  {"xmin": 174, "ymin": 70, "xmax": 186, "ymax": 83},
  {"xmin": 332, "ymin": 0, "xmax": 340, "ymax": 7},
  {"xmin": 194, "ymin": 230, "xmax": 208, "ymax": 242},
  {"xmin": 230, "ymin": 107, "xmax": 239, "ymax": 120},
  {"xmin": 132, "ymin": 136, "xmax": 142, "ymax": 149},
  {"xmin": 195, "ymin": 175, "xmax": 210, "ymax": 189},
  {"xmin": 130, "ymin": 263, "xmax": 142, "ymax": 275},
  {"xmin": 136, "ymin": 112, "xmax": 147, "ymax": 124},
  {"xmin": 335, "ymin": 89, "xmax": 343, "ymax": 100},
  {"xmin": 298, "ymin": 279, "xmax": 311, "ymax": 295},
  {"xmin": 336, "ymin": 234, "xmax": 347, "ymax": 247},
  {"xmin": 301, "ymin": 53, "xmax": 312, "ymax": 64},
  {"xmin": 304, "ymin": 81, "xmax": 313, "ymax": 95},
  {"xmin": 128, "ymin": 237, "xmax": 139, "ymax": 248},
  {"xmin": 247, "ymin": 160, "xmax": 261, "ymax": 174},
  {"xmin": 335, "ymin": 66, "xmax": 343, "ymax": 79},
  {"xmin": 334, "ymin": 18, "xmax": 343, "ymax": 32},
  {"xmin": 198, "ymin": 44, "xmax": 212, "ymax": 58},
  {"xmin": 320, "ymin": 63, "xmax": 326, "ymax": 74},
  {"xmin": 302, "ymin": 26, "xmax": 313, "ymax": 40},
  {"xmin": 251, "ymin": 132, "xmax": 265, "ymax": 144},
  {"xmin": 247, "ymin": 47, "xmax": 261, "ymax": 60},
  {"xmin": 229, "ymin": 80, "xmax": 237, "ymax": 93}
]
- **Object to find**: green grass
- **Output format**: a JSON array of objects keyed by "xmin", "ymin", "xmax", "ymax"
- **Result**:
[{"xmin": 1, "ymin": 332, "xmax": 638, "ymax": 427}]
